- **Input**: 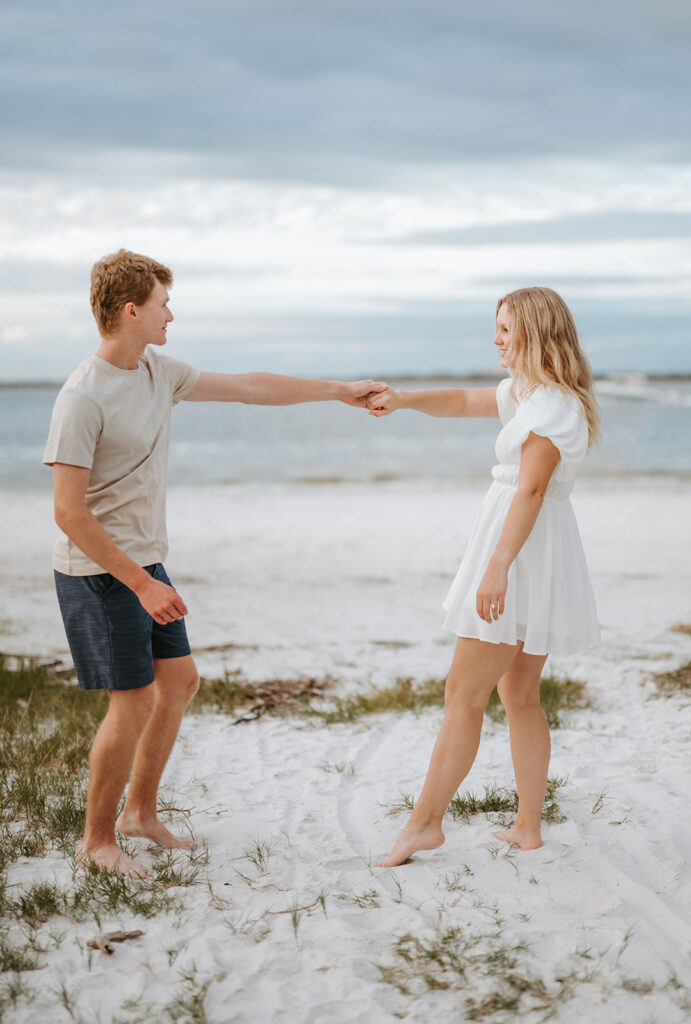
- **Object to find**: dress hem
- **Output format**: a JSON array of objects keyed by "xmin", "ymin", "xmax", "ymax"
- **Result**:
[{"xmin": 441, "ymin": 621, "xmax": 601, "ymax": 658}]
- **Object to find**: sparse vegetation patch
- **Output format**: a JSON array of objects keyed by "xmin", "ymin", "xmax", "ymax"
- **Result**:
[
  {"xmin": 377, "ymin": 921, "xmax": 556, "ymax": 1016},
  {"xmin": 653, "ymin": 659, "xmax": 691, "ymax": 697},
  {"xmin": 389, "ymin": 777, "xmax": 567, "ymax": 827},
  {"xmin": 194, "ymin": 672, "xmax": 325, "ymax": 721}
]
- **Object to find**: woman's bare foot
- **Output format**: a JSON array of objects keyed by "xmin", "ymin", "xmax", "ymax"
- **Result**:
[
  {"xmin": 493, "ymin": 824, "xmax": 542, "ymax": 851},
  {"xmin": 378, "ymin": 822, "xmax": 444, "ymax": 867},
  {"xmin": 76, "ymin": 840, "xmax": 150, "ymax": 878},
  {"xmin": 116, "ymin": 812, "xmax": 197, "ymax": 850}
]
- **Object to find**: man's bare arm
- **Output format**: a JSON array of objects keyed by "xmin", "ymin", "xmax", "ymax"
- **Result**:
[
  {"xmin": 51, "ymin": 463, "xmax": 188, "ymax": 624},
  {"xmin": 184, "ymin": 372, "xmax": 387, "ymax": 407}
]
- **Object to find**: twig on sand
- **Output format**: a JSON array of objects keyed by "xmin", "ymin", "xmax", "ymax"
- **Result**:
[
  {"xmin": 231, "ymin": 678, "xmax": 324, "ymax": 723},
  {"xmin": 86, "ymin": 930, "xmax": 145, "ymax": 955}
]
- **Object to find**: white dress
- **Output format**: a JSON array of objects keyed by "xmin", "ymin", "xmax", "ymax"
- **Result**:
[{"xmin": 442, "ymin": 377, "xmax": 600, "ymax": 656}]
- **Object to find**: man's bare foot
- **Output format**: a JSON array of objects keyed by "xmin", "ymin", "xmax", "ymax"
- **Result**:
[
  {"xmin": 378, "ymin": 822, "xmax": 444, "ymax": 867},
  {"xmin": 116, "ymin": 812, "xmax": 197, "ymax": 850},
  {"xmin": 76, "ymin": 840, "xmax": 150, "ymax": 878},
  {"xmin": 493, "ymin": 824, "xmax": 542, "ymax": 851}
]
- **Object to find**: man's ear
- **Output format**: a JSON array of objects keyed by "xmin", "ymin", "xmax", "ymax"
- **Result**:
[{"xmin": 122, "ymin": 301, "xmax": 137, "ymax": 322}]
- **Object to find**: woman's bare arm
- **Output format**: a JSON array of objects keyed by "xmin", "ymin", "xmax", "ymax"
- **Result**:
[
  {"xmin": 476, "ymin": 432, "xmax": 561, "ymax": 623},
  {"xmin": 367, "ymin": 386, "xmax": 499, "ymax": 418}
]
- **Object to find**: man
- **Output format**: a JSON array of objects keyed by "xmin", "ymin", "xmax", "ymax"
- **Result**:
[{"xmin": 44, "ymin": 249, "xmax": 385, "ymax": 878}]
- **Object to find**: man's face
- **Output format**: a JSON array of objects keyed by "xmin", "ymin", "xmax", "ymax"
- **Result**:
[{"xmin": 135, "ymin": 279, "xmax": 173, "ymax": 346}]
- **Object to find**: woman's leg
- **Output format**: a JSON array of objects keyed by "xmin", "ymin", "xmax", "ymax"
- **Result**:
[
  {"xmin": 494, "ymin": 650, "xmax": 550, "ymax": 850},
  {"xmin": 379, "ymin": 637, "xmax": 520, "ymax": 867}
]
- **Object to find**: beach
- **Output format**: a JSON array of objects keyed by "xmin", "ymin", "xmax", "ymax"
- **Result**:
[
  {"xmin": 4, "ymin": 0, "xmax": 691, "ymax": 1016},
  {"xmin": 2, "ymin": 470, "xmax": 691, "ymax": 1022}
]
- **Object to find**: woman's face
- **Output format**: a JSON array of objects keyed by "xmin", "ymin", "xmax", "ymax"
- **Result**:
[{"xmin": 494, "ymin": 303, "xmax": 516, "ymax": 370}]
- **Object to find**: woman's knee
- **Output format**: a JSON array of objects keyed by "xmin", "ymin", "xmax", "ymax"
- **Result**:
[
  {"xmin": 444, "ymin": 679, "xmax": 490, "ymax": 716},
  {"xmin": 497, "ymin": 678, "xmax": 541, "ymax": 713}
]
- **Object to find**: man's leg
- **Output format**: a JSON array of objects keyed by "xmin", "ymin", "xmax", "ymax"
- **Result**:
[
  {"xmin": 78, "ymin": 685, "xmax": 156, "ymax": 878},
  {"xmin": 116, "ymin": 654, "xmax": 199, "ymax": 849}
]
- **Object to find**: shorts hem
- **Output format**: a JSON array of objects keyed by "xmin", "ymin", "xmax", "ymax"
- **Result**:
[
  {"xmin": 78, "ymin": 675, "xmax": 156, "ymax": 693},
  {"xmin": 152, "ymin": 650, "xmax": 191, "ymax": 662}
]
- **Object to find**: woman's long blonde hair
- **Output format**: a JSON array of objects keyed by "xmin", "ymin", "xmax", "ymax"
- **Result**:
[{"xmin": 497, "ymin": 287, "xmax": 601, "ymax": 448}]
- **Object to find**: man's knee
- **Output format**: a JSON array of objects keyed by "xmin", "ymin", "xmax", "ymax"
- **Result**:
[
  {"xmin": 107, "ymin": 684, "xmax": 156, "ymax": 726},
  {"xmin": 155, "ymin": 660, "xmax": 200, "ymax": 704},
  {"xmin": 181, "ymin": 669, "xmax": 200, "ymax": 704}
]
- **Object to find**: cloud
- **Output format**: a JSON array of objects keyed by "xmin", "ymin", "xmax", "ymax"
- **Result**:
[
  {"xmin": 2, "ymin": 1, "xmax": 691, "ymax": 378},
  {"xmin": 387, "ymin": 211, "xmax": 691, "ymax": 247},
  {"xmin": 1, "ymin": 0, "xmax": 691, "ymax": 183}
]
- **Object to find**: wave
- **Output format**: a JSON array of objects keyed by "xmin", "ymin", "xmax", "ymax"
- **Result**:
[{"xmin": 595, "ymin": 375, "xmax": 691, "ymax": 407}]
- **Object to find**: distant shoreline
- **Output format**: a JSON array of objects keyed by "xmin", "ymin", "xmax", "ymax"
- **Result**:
[{"xmin": 2, "ymin": 371, "xmax": 691, "ymax": 389}]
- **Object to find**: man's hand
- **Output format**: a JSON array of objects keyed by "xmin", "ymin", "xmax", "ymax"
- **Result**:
[
  {"xmin": 341, "ymin": 380, "xmax": 388, "ymax": 408},
  {"xmin": 134, "ymin": 576, "xmax": 189, "ymax": 625},
  {"xmin": 366, "ymin": 388, "xmax": 400, "ymax": 417}
]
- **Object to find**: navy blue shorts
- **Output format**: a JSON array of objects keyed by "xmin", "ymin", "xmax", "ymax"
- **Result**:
[{"xmin": 54, "ymin": 563, "xmax": 191, "ymax": 691}]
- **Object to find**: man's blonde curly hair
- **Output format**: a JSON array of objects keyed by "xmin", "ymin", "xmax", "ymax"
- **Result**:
[{"xmin": 90, "ymin": 249, "xmax": 173, "ymax": 336}]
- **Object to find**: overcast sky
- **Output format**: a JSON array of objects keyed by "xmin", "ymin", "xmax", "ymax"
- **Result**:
[{"xmin": 1, "ymin": 0, "xmax": 690, "ymax": 379}]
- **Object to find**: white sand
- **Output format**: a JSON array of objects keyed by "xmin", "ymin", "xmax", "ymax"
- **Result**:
[{"xmin": 2, "ymin": 479, "xmax": 691, "ymax": 1022}]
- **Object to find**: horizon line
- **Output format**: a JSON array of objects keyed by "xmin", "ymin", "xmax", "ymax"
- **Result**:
[{"xmin": 2, "ymin": 370, "xmax": 691, "ymax": 389}]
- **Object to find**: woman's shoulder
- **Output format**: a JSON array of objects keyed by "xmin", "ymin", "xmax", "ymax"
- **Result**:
[
  {"xmin": 520, "ymin": 382, "xmax": 579, "ymax": 409},
  {"xmin": 507, "ymin": 381, "xmax": 588, "ymax": 463}
]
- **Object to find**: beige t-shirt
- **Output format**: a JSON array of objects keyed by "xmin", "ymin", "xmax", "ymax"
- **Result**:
[{"xmin": 43, "ymin": 347, "xmax": 200, "ymax": 575}]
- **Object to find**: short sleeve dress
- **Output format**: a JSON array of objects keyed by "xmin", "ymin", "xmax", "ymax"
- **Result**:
[{"xmin": 441, "ymin": 377, "xmax": 600, "ymax": 656}]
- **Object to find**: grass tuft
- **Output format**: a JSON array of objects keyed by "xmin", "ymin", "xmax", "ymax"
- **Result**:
[
  {"xmin": 0, "ymin": 653, "xmax": 106, "ymax": 874},
  {"xmin": 486, "ymin": 672, "xmax": 592, "ymax": 728},
  {"xmin": 0, "ymin": 971, "xmax": 36, "ymax": 1015},
  {"xmin": 389, "ymin": 777, "xmax": 566, "ymax": 826},
  {"xmin": 0, "ymin": 932, "xmax": 41, "ymax": 973},
  {"xmin": 166, "ymin": 972, "xmax": 212, "ymax": 1024},
  {"xmin": 377, "ymin": 922, "xmax": 554, "ymax": 1014},
  {"xmin": 305, "ymin": 676, "xmax": 445, "ymax": 725},
  {"xmin": 13, "ymin": 881, "xmax": 66, "ymax": 928},
  {"xmin": 448, "ymin": 777, "xmax": 567, "ymax": 826},
  {"xmin": 337, "ymin": 888, "xmax": 381, "ymax": 909},
  {"xmin": 653, "ymin": 660, "xmax": 691, "ymax": 697}
]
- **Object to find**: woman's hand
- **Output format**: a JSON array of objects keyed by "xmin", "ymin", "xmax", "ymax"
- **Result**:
[
  {"xmin": 366, "ymin": 388, "xmax": 401, "ymax": 416},
  {"xmin": 340, "ymin": 380, "xmax": 388, "ymax": 407},
  {"xmin": 476, "ymin": 560, "xmax": 508, "ymax": 623}
]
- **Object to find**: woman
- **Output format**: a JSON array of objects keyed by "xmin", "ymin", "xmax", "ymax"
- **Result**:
[{"xmin": 367, "ymin": 287, "xmax": 600, "ymax": 866}]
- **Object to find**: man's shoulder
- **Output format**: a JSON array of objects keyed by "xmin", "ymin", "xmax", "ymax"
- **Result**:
[
  {"xmin": 141, "ymin": 346, "xmax": 192, "ymax": 376},
  {"xmin": 56, "ymin": 356, "xmax": 105, "ymax": 407}
]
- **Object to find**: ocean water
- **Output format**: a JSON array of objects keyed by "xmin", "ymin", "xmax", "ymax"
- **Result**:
[{"xmin": 1, "ymin": 375, "xmax": 691, "ymax": 492}]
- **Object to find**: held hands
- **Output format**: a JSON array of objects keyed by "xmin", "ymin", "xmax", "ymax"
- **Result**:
[
  {"xmin": 341, "ymin": 380, "xmax": 388, "ymax": 408},
  {"xmin": 135, "ymin": 576, "xmax": 188, "ymax": 625},
  {"xmin": 365, "ymin": 387, "xmax": 400, "ymax": 416},
  {"xmin": 476, "ymin": 560, "xmax": 508, "ymax": 624}
]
